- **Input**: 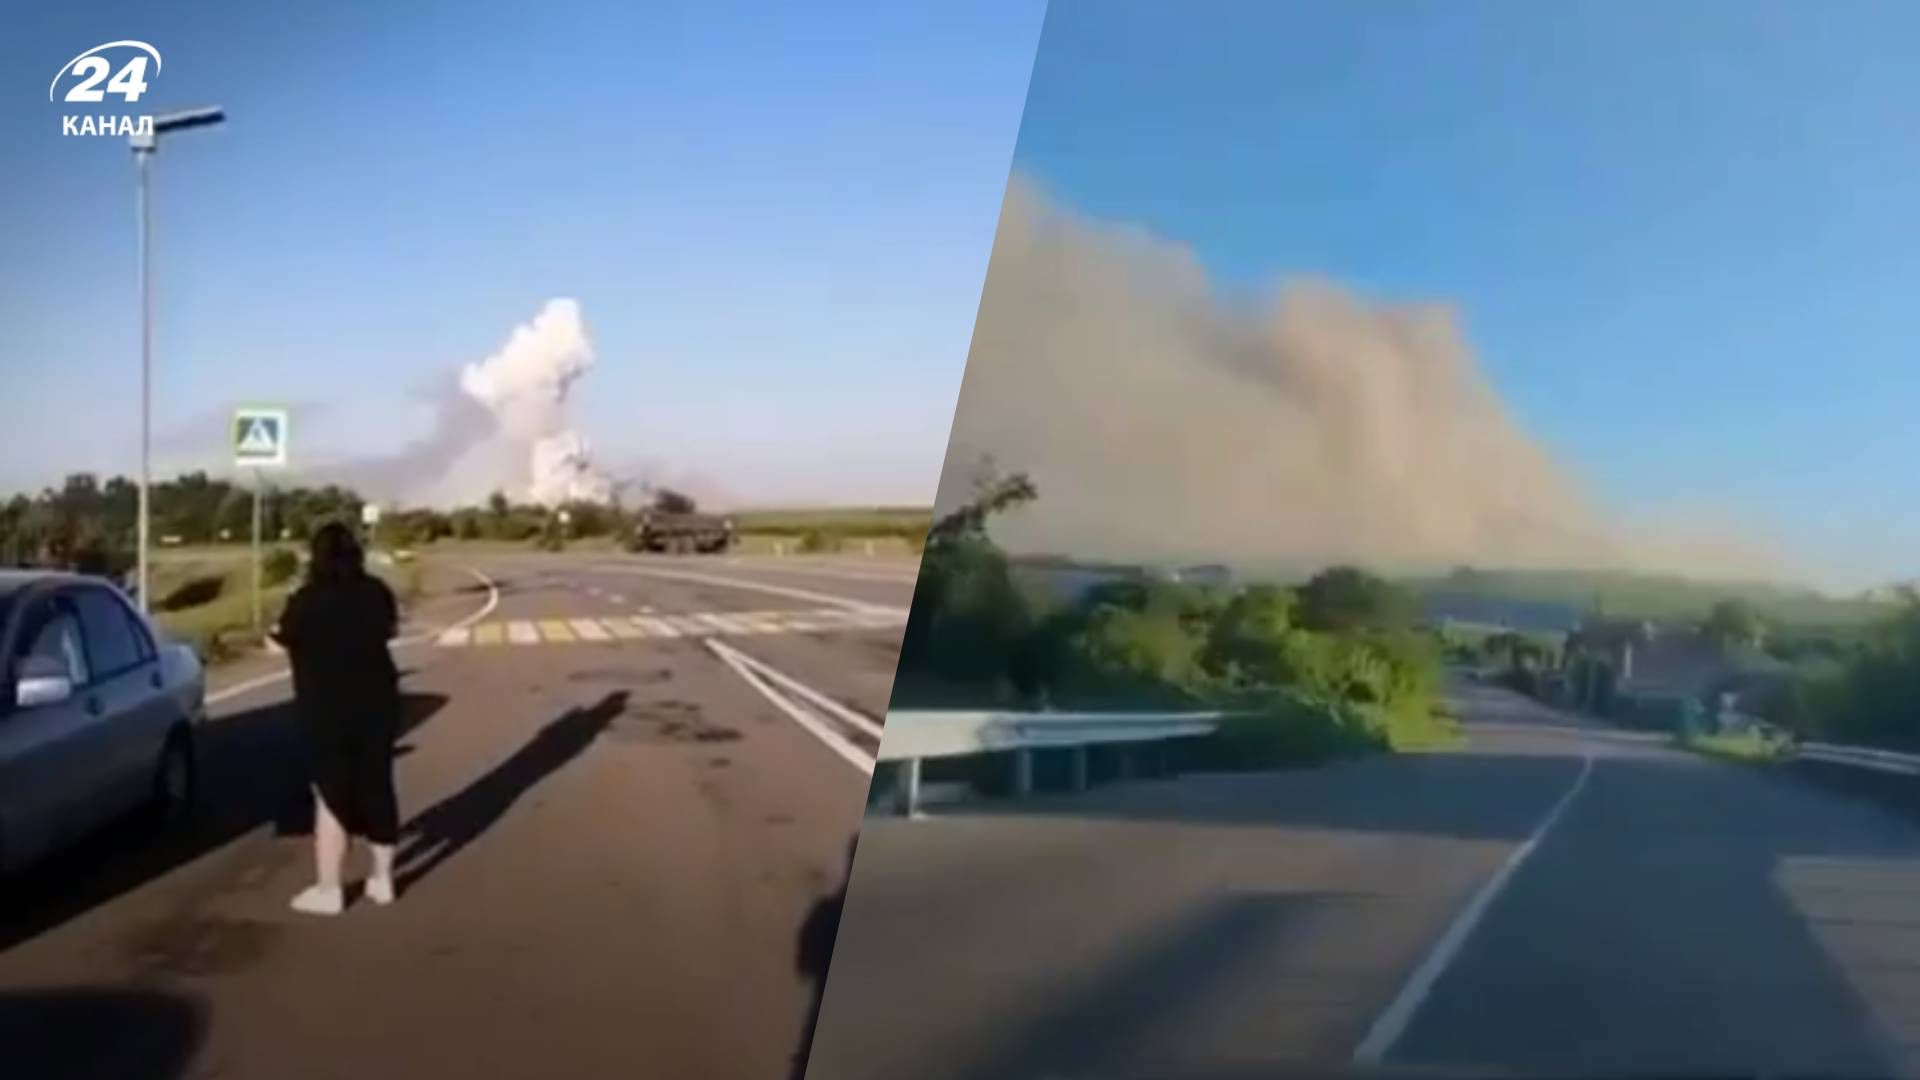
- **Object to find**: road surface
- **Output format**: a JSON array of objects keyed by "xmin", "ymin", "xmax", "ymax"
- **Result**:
[
  {"xmin": 806, "ymin": 680, "xmax": 1920, "ymax": 1079},
  {"xmin": 0, "ymin": 551, "xmax": 916, "ymax": 1080}
]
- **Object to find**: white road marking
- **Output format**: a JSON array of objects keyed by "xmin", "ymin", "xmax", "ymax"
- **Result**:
[
  {"xmin": 427, "ymin": 605, "xmax": 914, "ymax": 648},
  {"xmin": 722, "ymin": 557, "xmax": 921, "ymax": 586},
  {"xmin": 695, "ymin": 612, "xmax": 754, "ymax": 635},
  {"xmin": 394, "ymin": 565, "xmax": 501, "ymax": 647},
  {"xmin": 206, "ymin": 668, "xmax": 297, "ymax": 708},
  {"xmin": 800, "ymin": 609, "xmax": 863, "ymax": 629},
  {"xmin": 570, "ymin": 618, "xmax": 612, "ymax": 641},
  {"xmin": 595, "ymin": 561, "xmax": 885, "ymax": 613},
  {"xmin": 713, "ymin": 640, "xmax": 884, "ymax": 741},
  {"xmin": 665, "ymin": 615, "xmax": 714, "ymax": 636},
  {"xmin": 705, "ymin": 637, "xmax": 878, "ymax": 774},
  {"xmin": 1351, "ymin": 752, "xmax": 1597, "ymax": 1066}
]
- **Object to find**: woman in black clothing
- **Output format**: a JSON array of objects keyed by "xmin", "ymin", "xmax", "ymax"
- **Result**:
[{"xmin": 272, "ymin": 521, "xmax": 403, "ymax": 916}]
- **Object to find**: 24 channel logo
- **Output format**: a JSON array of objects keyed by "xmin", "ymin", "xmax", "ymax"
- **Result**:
[{"xmin": 49, "ymin": 40, "xmax": 162, "ymax": 138}]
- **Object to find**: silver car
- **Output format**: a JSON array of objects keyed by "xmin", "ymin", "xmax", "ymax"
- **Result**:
[{"xmin": 0, "ymin": 571, "xmax": 206, "ymax": 872}]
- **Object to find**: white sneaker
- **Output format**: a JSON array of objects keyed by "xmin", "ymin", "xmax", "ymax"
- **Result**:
[
  {"xmin": 290, "ymin": 884, "xmax": 345, "ymax": 916},
  {"xmin": 365, "ymin": 876, "xmax": 396, "ymax": 906}
]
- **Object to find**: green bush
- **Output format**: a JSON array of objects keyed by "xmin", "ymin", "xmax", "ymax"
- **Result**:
[
  {"xmin": 263, "ymin": 548, "xmax": 300, "ymax": 587},
  {"xmin": 798, "ymin": 529, "xmax": 839, "ymax": 554},
  {"xmin": 1196, "ymin": 693, "xmax": 1385, "ymax": 769},
  {"xmin": 1072, "ymin": 603, "xmax": 1206, "ymax": 691}
]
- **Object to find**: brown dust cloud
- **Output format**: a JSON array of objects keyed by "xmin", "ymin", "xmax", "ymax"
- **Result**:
[{"xmin": 934, "ymin": 177, "xmax": 1793, "ymax": 585}]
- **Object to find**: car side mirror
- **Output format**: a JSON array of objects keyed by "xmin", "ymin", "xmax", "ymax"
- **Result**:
[{"xmin": 15, "ymin": 656, "xmax": 74, "ymax": 709}]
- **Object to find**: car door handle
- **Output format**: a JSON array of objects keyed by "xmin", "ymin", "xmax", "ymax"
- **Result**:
[
  {"xmin": 150, "ymin": 671, "xmax": 163, "ymax": 689},
  {"xmin": 86, "ymin": 696, "xmax": 104, "ymax": 717}
]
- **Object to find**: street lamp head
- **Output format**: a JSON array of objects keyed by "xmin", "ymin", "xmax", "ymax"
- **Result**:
[
  {"xmin": 153, "ymin": 106, "xmax": 225, "ymax": 134},
  {"xmin": 132, "ymin": 105, "xmax": 226, "ymax": 151}
]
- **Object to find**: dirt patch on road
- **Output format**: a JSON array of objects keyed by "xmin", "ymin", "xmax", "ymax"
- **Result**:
[
  {"xmin": 609, "ymin": 698, "xmax": 742, "ymax": 745},
  {"xmin": 568, "ymin": 666, "xmax": 672, "ymax": 686},
  {"xmin": 120, "ymin": 915, "xmax": 283, "ymax": 977}
]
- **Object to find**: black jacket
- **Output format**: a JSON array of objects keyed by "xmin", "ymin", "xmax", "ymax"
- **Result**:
[{"xmin": 272, "ymin": 573, "xmax": 401, "ymax": 740}]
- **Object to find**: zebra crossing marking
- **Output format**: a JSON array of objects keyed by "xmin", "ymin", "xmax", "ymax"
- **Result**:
[
  {"xmin": 431, "ymin": 607, "xmax": 909, "ymax": 649},
  {"xmin": 569, "ymin": 618, "xmax": 612, "ymax": 642}
]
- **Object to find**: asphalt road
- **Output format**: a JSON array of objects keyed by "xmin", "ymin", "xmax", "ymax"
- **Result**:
[
  {"xmin": 805, "ymin": 680, "xmax": 1920, "ymax": 1080},
  {"xmin": 0, "ymin": 551, "xmax": 914, "ymax": 1080}
]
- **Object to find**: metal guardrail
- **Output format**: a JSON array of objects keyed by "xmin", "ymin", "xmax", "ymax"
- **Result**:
[
  {"xmin": 1795, "ymin": 741, "xmax": 1920, "ymax": 777},
  {"xmin": 878, "ymin": 710, "xmax": 1227, "ymax": 818},
  {"xmin": 877, "ymin": 710, "xmax": 1225, "ymax": 761}
]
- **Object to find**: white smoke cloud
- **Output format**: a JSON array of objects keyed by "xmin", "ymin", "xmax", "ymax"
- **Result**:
[
  {"xmin": 320, "ymin": 298, "xmax": 614, "ymax": 507},
  {"xmin": 939, "ymin": 178, "xmax": 1798, "ymax": 584},
  {"xmin": 459, "ymin": 300, "xmax": 589, "ymax": 441},
  {"xmin": 527, "ymin": 430, "xmax": 609, "ymax": 505},
  {"xmin": 453, "ymin": 298, "xmax": 611, "ymax": 505}
]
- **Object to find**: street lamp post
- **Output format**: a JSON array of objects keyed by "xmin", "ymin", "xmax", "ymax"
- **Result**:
[{"xmin": 130, "ymin": 106, "xmax": 224, "ymax": 612}]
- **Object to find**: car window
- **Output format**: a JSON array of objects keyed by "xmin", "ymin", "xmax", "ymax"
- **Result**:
[
  {"xmin": 17, "ymin": 607, "xmax": 89, "ymax": 687},
  {"xmin": 72, "ymin": 588, "xmax": 146, "ymax": 677}
]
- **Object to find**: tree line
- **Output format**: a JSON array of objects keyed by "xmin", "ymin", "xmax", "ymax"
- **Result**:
[{"xmin": 0, "ymin": 470, "xmax": 708, "ymax": 573}]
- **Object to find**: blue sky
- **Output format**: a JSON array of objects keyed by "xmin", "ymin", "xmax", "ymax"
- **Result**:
[
  {"xmin": 0, "ymin": 0, "xmax": 1042, "ymax": 505},
  {"xmin": 1015, "ymin": 1, "xmax": 1920, "ymax": 587}
]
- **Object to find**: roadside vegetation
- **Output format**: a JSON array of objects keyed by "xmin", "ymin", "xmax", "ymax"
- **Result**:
[
  {"xmin": 729, "ymin": 507, "xmax": 930, "ymax": 554},
  {"xmin": 1755, "ymin": 588, "xmax": 1920, "ymax": 750},
  {"xmin": 1673, "ymin": 728, "xmax": 1795, "ymax": 766},
  {"xmin": 0, "ymin": 472, "xmax": 924, "ymax": 566},
  {"xmin": 895, "ymin": 464, "xmax": 1458, "ymax": 770}
]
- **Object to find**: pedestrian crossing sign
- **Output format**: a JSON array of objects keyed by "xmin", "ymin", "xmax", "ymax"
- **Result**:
[{"xmin": 233, "ymin": 407, "xmax": 289, "ymax": 468}]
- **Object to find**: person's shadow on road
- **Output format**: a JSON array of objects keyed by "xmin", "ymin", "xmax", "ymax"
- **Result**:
[
  {"xmin": 789, "ymin": 835, "xmax": 856, "ymax": 1080},
  {"xmin": 394, "ymin": 691, "xmax": 627, "ymax": 892}
]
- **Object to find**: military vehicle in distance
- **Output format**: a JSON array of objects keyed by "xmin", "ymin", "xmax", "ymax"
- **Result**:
[{"xmin": 627, "ymin": 508, "xmax": 735, "ymax": 554}]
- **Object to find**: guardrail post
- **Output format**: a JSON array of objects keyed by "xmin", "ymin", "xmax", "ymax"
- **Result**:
[
  {"xmin": 1069, "ymin": 746, "xmax": 1089, "ymax": 792},
  {"xmin": 1012, "ymin": 748, "xmax": 1034, "ymax": 797},
  {"xmin": 895, "ymin": 757, "xmax": 922, "ymax": 818}
]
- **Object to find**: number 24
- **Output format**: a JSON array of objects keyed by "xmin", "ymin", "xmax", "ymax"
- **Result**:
[{"xmin": 66, "ymin": 56, "xmax": 149, "ymax": 103}]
